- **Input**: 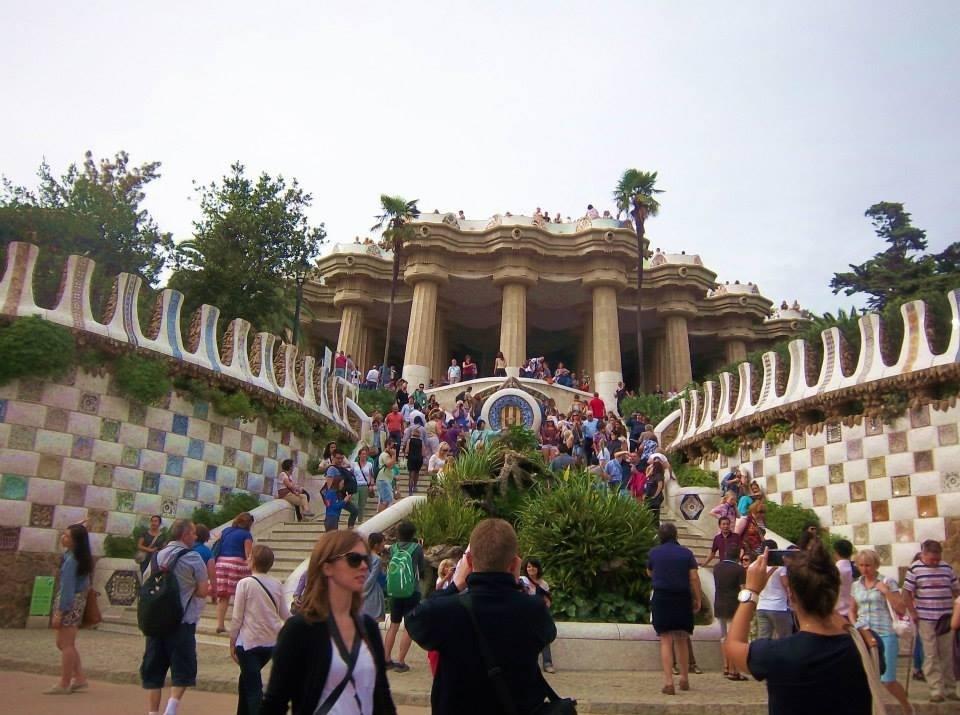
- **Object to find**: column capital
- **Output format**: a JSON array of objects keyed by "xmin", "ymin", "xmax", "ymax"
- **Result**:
[
  {"xmin": 492, "ymin": 266, "xmax": 538, "ymax": 287},
  {"xmin": 333, "ymin": 290, "xmax": 372, "ymax": 309},
  {"xmin": 582, "ymin": 268, "xmax": 628, "ymax": 291},
  {"xmin": 657, "ymin": 301, "xmax": 698, "ymax": 318},
  {"xmin": 403, "ymin": 263, "xmax": 449, "ymax": 286}
]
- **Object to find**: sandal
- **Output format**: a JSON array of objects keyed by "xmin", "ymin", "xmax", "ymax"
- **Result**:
[
  {"xmin": 726, "ymin": 673, "xmax": 748, "ymax": 681},
  {"xmin": 661, "ymin": 685, "xmax": 675, "ymax": 695},
  {"xmin": 679, "ymin": 679, "xmax": 690, "ymax": 691}
]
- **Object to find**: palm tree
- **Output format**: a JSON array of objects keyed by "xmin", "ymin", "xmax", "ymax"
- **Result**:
[
  {"xmin": 613, "ymin": 169, "xmax": 663, "ymax": 391},
  {"xmin": 371, "ymin": 194, "xmax": 421, "ymax": 387}
]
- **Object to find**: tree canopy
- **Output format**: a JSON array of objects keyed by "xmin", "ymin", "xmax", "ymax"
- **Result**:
[
  {"xmin": 168, "ymin": 162, "xmax": 327, "ymax": 337},
  {"xmin": 0, "ymin": 150, "xmax": 172, "ymax": 308}
]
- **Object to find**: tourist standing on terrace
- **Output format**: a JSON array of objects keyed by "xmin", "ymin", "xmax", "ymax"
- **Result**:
[
  {"xmin": 334, "ymin": 350, "xmax": 347, "ymax": 378},
  {"xmin": 364, "ymin": 365, "xmax": 380, "ymax": 389},
  {"xmin": 588, "ymin": 391, "xmax": 606, "ymax": 419},
  {"xmin": 215, "ymin": 512, "xmax": 254, "ymax": 633},
  {"xmin": 45, "ymin": 523, "xmax": 92, "ymax": 695},
  {"xmin": 647, "ymin": 522, "xmax": 702, "ymax": 695},
  {"xmin": 903, "ymin": 539, "xmax": 960, "ymax": 703},
  {"xmin": 447, "ymin": 358, "xmax": 461, "ymax": 384},
  {"xmin": 586, "ymin": 204, "xmax": 600, "ymax": 219},
  {"xmin": 461, "ymin": 354, "xmax": 477, "ymax": 381},
  {"xmin": 493, "ymin": 351, "xmax": 507, "ymax": 377},
  {"xmin": 725, "ymin": 545, "xmax": 872, "ymax": 715}
]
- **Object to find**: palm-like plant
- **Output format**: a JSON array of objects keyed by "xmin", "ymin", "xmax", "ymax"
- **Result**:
[
  {"xmin": 613, "ymin": 170, "xmax": 663, "ymax": 390},
  {"xmin": 371, "ymin": 194, "xmax": 421, "ymax": 386}
]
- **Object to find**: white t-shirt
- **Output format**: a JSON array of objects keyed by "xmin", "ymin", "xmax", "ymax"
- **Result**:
[
  {"xmin": 365, "ymin": 368, "xmax": 379, "ymax": 383},
  {"xmin": 758, "ymin": 566, "xmax": 790, "ymax": 612},
  {"xmin": 836, "ymin": 559, "xmax": 854, "ymax": 617},
  {"xmin": 428, "ymin": 454, "xmax": 445, "ymax": 473},
  {"xmin": 447, "ymin": 365, "xmax": 461, "ymax": 383},
  {"xmin": 318, "ymin": 636, "xmax": 375, "ymax": 714}
]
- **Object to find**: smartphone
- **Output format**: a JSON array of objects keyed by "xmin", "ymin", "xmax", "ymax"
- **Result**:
[{"xmin": 767, "ymin": 550, "xmax": 793, "ymax": 567}]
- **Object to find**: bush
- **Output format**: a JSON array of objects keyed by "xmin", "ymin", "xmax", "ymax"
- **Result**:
[
  {"xmin": 620, "ymin": 393, "xmax": 673, "ymax": 427},
  {"xmin": 0, "ymin": 316, "xmax": 76, "ymax": 385},
  {"xmin": 517, "ymin": 469, "xmax": 656, "ymax": 623},
  {"xmin": 494, "ymin": 425, "xmax": 539, "ymax": 454},
  {"xmin": 765, "ymin": 501, "xmax": 820, "ymax": 544},
  {"xmin": 269, "ymin": 405, "xmax": 313, "ymax": 438},
  {"xmin": 104, "ymin": 534, "xmax": 138, "ymax": 558},
  {"xmin": 675, "ymin": 463, "xmax": 719, "ymax": 488},
  {"xmin": 191, "ymin": 492, "xmax": 263, "ymax": 530},
  {"xmin": 357, "ymin": 388, "xmax": 395, "ymax": 417},
  {"xmin": 411, "ymin": 493, "xmax": 485, "ymax": 548},
  {"xmin": 113, "ymin": 353, "xmax": 171, "ymax": 405},
  {"xmin": 711, "ymin": 435, "xmax": 740, "ymax": 457}
]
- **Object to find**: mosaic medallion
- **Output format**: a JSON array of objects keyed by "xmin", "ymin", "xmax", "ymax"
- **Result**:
[
  {"xmin": 105, "ymin": 570, "xmax": 139, "ymax": 606},
  {"xmin": 480, "ymin": 389, "xmax": 541, "ymax": 434},
  {"xmin": 680, "ymin": 494, "xmax": 705, "ymax": 521}
]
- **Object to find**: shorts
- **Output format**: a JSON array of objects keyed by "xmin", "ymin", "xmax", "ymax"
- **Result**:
[
  {"xmin": 879, "ymin": 633, "xmax": 898, "ymax": 684},
  {"xmin": 377, "ymin": 479, "xmax": 395, "ymax": 505},
  {"xmin": 140, "ymin": 622, "xmax": 198, "ymax": 688},
  {"xmin": 389, "ymin": 591, "xmax": 421, "ymax": 624}
]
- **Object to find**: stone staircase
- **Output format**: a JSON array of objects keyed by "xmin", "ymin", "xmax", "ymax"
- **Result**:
[
  {"xmin": 661, "ymin": 515, "xmax": 714, "ymax": 565},
  {"xmin": 100, "ymin": 467, "xmax": 428, "ymax": 644}
]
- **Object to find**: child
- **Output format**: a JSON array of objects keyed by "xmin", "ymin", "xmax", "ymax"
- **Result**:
[
  {"xmin": 322, "ymin": 477, "xmax": 346, "ymax": 531},
  {"xmin": 519, "ymin": 557, "xmax": 555, "ymax": 673},
  {"xmin": 362, "ymin": 533, "xmax": 387, "ymax": 620}
]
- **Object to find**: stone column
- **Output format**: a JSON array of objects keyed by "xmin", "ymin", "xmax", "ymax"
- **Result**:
[
  {"xmin": 647, "ymin": 336, "xmax": 666, "ymax": 393},
  {"xmin": 579, "ymin": 315, "xmax": 594, "ymax": 384},
  {"xmin": 335, "ymin": 303, "xmax": 365, "ymax": 366},
  {"xmin": 436, "ymin": 325, "xmax": 449, "ymax": 385},
  {"xmin": 724, "ymin": 338, "xmax": 747, "ymax": 366},
  {"xmin": 499, "ymin": 283, "xmax": 528, "ymax": 377},
  {"xmin": 401, "ymin": 278, "xmax": 440, "ymax": 389},
  {"xmin": 583, "ymin": 268, "xmax": 627, "ymax": 410},
  {"xmin": 664, "ymin": 314, "xmax": 693, "ymax": 391}
]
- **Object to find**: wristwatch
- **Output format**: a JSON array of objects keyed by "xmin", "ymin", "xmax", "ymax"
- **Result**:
[{"xmin": 737, "ymin": 589, "xmax": 759, "ymax": 604}]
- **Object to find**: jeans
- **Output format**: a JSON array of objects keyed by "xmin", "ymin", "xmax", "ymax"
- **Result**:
[
  {"xmin": 343, "ymin": 499, "xmax": 360, "ymax": 527},
  {"xmin": 756, "ymin": 610, "xmax": 794, "ymax": 640},
  {"xmin": 236, "ymin": 645, "xmax": 273, "ymax": 715},
  {"xmin": 541, "ymin": 642, "xmax": 553, "ymax": 668}
]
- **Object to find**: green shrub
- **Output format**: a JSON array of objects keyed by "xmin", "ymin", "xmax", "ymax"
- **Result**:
[
  {"xmin": 620, "ymin": 393, "xmax": 674, "ymax": 427},
  {"xmin": 763, "ymin": 421, "xmax": 793, "ymax": 446},
  {"xmin": 357, "ymin": 388, "xmax": 395, "ymax": 417},
  {"xmin": 269, "ymin": 405, "xmax": 313, "ymax": 438},
  {"xmin": 113, "ymin": 353, "xmax": 171, "ymax": 405},
  {"xmin": 211, "ymin": 389, "xmax": 259, "ymax": 421},
  {"xmin": 191, "ymin": 492, "xmax": 263, "ymax": 530},
  {"xmin": 411, "ymin": 493, "xmax": 485, "ymax": 548},
  {"xmin": 103, "ymin": 534, "xmax": 138, "ymax": 558},
  {"xmin": 494, "ymin": 425, "xmax": 539, "ymax": 454},
  {"xmin": 0, "ymin": 316, "xmax": 76, "ymax": 385},
  {"xmin": 517, "ymin": 469, "xmax": 656, "ymax": 623},
  {"xmin": 765, "ymin": 501, "xmax": 820, "ymax": 544},
  {"xmin": 675, "ymin": 463, "xmax": 719, "ymax": 488},
  {"xmin": 711, "ymin": 435, "xmax": 740, "ymax": 457}
]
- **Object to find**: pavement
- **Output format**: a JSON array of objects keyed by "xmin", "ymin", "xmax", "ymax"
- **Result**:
[{"xmin": 0, "ymin": 628, "xmax": 954, "ymax": 714}]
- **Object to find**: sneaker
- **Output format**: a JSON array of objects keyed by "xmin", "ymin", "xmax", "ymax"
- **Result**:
[
  {"xmin": 69, "ymin": 682, "xmax": 89, "ymax": 692},
  {"xmin": 384, "ymin": 660, "xmax": 395, "ymax": 670},
  {"xmin": 672, "ymin": 665, "xmax": 680, "ymax": 675},
  {"xmin": 42, "ymin": 686, "xmax": 72, "ymax": 695},
  {"xmin": 393, "ymin": 663, "xmax": 410, "ymax": 673},
  {"xmin": 543, "ymin": 664, "xmax": 556, "ymax": 674},
  {"xmin": 692, "ymin": 665, "xmax": 704, "ymax": 675},
  {"xmin": 913, "ymin": 670, "xmax": 925, "ymax": 682}
]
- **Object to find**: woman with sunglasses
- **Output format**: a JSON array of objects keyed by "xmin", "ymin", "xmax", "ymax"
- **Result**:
[{"xmin": 261, "ymin": 530, "xmax": 396, "ymax": 715}]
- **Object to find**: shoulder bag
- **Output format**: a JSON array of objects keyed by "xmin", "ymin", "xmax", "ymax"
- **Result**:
[
  {"xmin": 846, "ymin": 624, "xmax": 891, "ymax": 715},
  {"xmin": 881, "ymin": 580, "xmax": 913, "ymax": 639},
  {"xmin": 252, "ymin": 576, "xmax": 279, "ymax": 615},
  {"xmin": 459, "ymin": 593, "xmax": 576, "ymax": 715},
  {"xmin": 314, "ymin": 615, "xmax": 363, "ymax": 715},
  {"xmin": 80, "ymin": 588, "xmax": 102, "ymax": 628}
]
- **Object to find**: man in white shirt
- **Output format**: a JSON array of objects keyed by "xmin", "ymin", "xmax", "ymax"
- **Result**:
[
  {"xmin": 447, "ymin": 359, "xmax": 461, "ymax": 384},
  {"xmin": 364, "ymin": 366, "xmax": 380, "ymax": 389},
  {"xmin": 401, "ymin": 397, "xmax": 425, "ymax": 426},
  {"xmin": 586, "ymin": 204, "xmax": 600, "ymax": 219},
  {"xmin": 833, "ymin": 539, "xmax": 855, "ymax": 620},
  {"xmin": 756, "ymin": 542, "xmax": 793, "ymax": 639}
]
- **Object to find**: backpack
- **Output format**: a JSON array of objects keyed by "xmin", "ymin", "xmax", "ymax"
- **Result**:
[
  {"xmin": 386, "ymin": 543, "xmax": 417, "ymax": 598},
  {"xmin": 138, "ymin": 548, "xmax": 193, "ymax": 637}
]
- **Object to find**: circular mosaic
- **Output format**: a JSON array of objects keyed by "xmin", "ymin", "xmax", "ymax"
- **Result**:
[
  {"xmin": 105, "ymin": 569, "xmax": 140, "ymax": 606},
  {"xmin": 480, "ymin": 389, "xmax": 541, "ymax": 435}
]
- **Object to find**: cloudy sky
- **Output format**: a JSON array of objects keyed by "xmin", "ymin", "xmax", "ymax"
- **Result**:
[{"xmin": 3, "ymin": 1, "xmax": 958, "ymax": 314}]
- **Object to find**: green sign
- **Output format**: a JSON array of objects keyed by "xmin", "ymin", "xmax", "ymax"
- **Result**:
[{"xmin": 29, "ymin": 576, "xmax": 55, "ymax": 617}]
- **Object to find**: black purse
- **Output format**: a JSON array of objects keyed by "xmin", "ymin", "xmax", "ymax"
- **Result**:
[{"xmin": 459, "ymin": 594, "xmax": 577, "ymax": 715}]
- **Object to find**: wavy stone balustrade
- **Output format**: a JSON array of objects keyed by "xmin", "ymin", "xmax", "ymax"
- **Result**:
[
  {"xmin": 0, "ymin": 242, "xmax": 358, "ymax": 435},
  {"xmin": 659, "ymin": 290, "xmax": 960, "ymax": 448}
]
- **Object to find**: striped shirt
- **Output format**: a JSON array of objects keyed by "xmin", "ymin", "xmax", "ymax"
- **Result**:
[{"xmin": 902, "ymin": 560, "xmax": 959, "ymax": 621}]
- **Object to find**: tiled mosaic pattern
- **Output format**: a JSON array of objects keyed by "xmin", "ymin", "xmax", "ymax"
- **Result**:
[
  {"xmin": 0, "ymin": 374, "xmax": 318, "ymax": 553},
  {"xmin": 705, "ymin": 403, "xmax": 960, "ymax": 573}
]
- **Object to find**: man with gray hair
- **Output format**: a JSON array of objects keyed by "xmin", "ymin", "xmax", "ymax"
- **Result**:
[{"xmin": 141, "ymin": 519, "xmax": 210, "ymax": 715}]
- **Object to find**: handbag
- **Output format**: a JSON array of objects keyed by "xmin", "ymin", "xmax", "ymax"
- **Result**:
[
  {"xmin": 80, "ymin": 588, "xmax": 102, "ymax": 629},
  {"xmin": 459, "ymin": 594, "xmax": 577, "ymax": 715},
  {"xmin": 846, "ymin": 624, "xmax": 890, "ymax": 715},
  {"xmin": 883, "ymin": 583, "xmax": 913, "ymax": 639}
]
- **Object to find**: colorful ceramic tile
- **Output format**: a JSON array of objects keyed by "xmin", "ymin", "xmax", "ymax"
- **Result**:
[
  {"xmin": 205, "ymin": 464, "xmax": 218, "ymax": 482},
  {"xmin": 18, "ymin": 380, "xmax": 44, "ymax": 402},
  {"xmin": 752, "ymin": 460, "xmax": 764, "ymax": 478},
  {"xmin": 161, "ymin": 497, "xmax": 178, "ymax": 518},
  {"xmin": 93, "ymin": 463, "xmax": 113, "ymax": 487},
  {"xmin": 72, "ymin": 436, "xmax": 94, "ymax": 460},
  {"xmin": 197, "ymin": 481, "xmax": 219, "ymax": 505},
  {"xmin": 62, "ymin": 482, "xmax": 85, "ymax": 507},
  {"xmin": 30, "ymin": 503, "xmax": 54, "ymax": 528},
  {"xmin": 192, "ymin": 401, "xmax": 209, "ymax": 420},
  {"xmin": 37, "ymin": 454, "xmax": 63, "ymax": 479},
  {"xmin": 719, "ymin": 454, "xmax": 728, "ymax": 468},
  {"xmin": 0, "ymin": 399, "xmax": 6, "ymax": 423},
  {"xmin": 209, "ymin": 423, "xmax": 223, "ymax": 445},
  {"xmin": 79, "ymin": 392, "xmax": 100, "ymax": 414},
  {"xmin": 888, "ymin": 432, "xmax": 908, "ymax": 454},
  {"xmin": 875, "ymin": 544, "xmax": 892, "ymax": 565},
  {"xmin": 914, "ymin": 451, "xmax": 934, "ymax": 472},
  {"xmin": 942, "ymin": 471, "xmax": 960, "ymax": 492},
  {"xmin": 237, "ymin": 470, "xmax": 248, "ymax": 491},
  {"xmin": 891, "ymin": 476, "xmax": 911, "ymax": 498},
  {"xmin": 871, "ymin": 500, "xmax": 889, "ymax": 522},
  {"xmin": 895, "ymin": 519, "xmax": 915, "ymax": 543},
  {"xmin": 831, "ymin": 503, "xmax": 847, "ymax": 526},
  {"xmin": 147, "ymin": 429, "xmax": 166, "ymax": 452},
  {"xmin": 188, "ymin": 439, "xmax": 205, "ymax": 460},
  {"xmin": 220, "ymin": 486, "xmax": 232, "ymax": 502},
  {"xmin": 224, "ymin": 447, "xmax": 237, "ymax": 468},
  {"xmin": 812, "ymin": 485, "xmax": 827, "ymax": 507},
  {"xmin": 100, "ymin": 419, "xmax": 121, "ymax": 443},
  {"xmin": 829, "ymin": 463, "xmax": 844, "ymax": 484},
  {"xmin": 44, "ymin": 408, "xmax": 68, "ymax": 432},
  {"xmin": 0, "ymin": 526, "xmax": 21, "ymax": 550},
  {"xmin": 122, "ymin": 446, "xmax": 141, "ymax": 468},
  {"xmin": 909, "ymin": 404, "xmax": 930, "ymax": 428},
  {"xmin": 766, "ymin": 476, "xmax": 778, "ymax": 494},
  {"xmin": 868, "ymin": 457, "xmax": 886, "ymax": 478},
  {"xmin": 810, "ymin": 447, "xmax": 825, "ymax": 467},
  {"xmin": 166, "ymin": 455, "xmax": 184, "ymax": 477},
  {"xmin": 252, "ymin": 455, "xmax": 264, "ymax": 474},
  {"xmin": 795, "ymin": 469, "xmax": 808, "ymax": 490},
  {"xmin": 939, "ymin": 424, "xmax": 959, "ymax": 447},
  {"xmin": 182, "ymin": 479, "xmax": 199, "ymax": 500},
  {"xmin": 846, "ymin": 439, "xmax": 863, "ymax": 461},
  {"xmin": 235, "ymin": 450, "xmax": 253, "ymax": 471},
  {"xmin": 172, "ymin": 414, "xmax": 189, "ymax": 436},
  {"xmin": 240, "ymin": 432, "xmax": 253, "ymax": 452},
  {"xmin": 852, "ymin": 523, "xmax": 870, "ymax": 545},
  {"xmin": 246, "ymin": 472, "xmax": 264, "ymax": 493},
  {"xmin": 0, "ymin": 474, "xmax": 28, "ymax": 500},
  {"xmin": 281, "ymin": 431, "xmax": 291, "ymax": 446},
  {"xmin": 865, "ymin": 416, "xmax": 883, "ymax": 436},
  {"xmin": 777, "ymin": 454, "xmax": 790, "ymax": 473},
  {"xmin": 86, "ymin": 509, "xmax": 107, "ymax": 533},
  {"xmin": 849, "ymin": 480, "xmax": 867, "ymax": 502},
  {"xmin": 263, "ymin": 477, "xmax": 274, "ymax": 496},
  {"xmin": 9, "ymin": 425, "xmax": 37, "ymax": 451},
  {"xmin": 115, "ymin": 490, "xmax": 135, "ymax": 513},
  {"xmin": 262, "ymin": 459, "xmax": 277, "ymax": 479},
  {"xmin": 826, "ymin": 423, "xmax": 842, "ymax": 444},
  {"xmin": 764, "ymin": 441, "xmax": 775, "ymax": 457},
  {"xmin": 792, "ymin": 433, "xmax": 806, "ymax": 451},
  {"xmin": 917, "ymin": 495, "xmax": 938, "ymax": 518},
  {"xmin": 142, "ymin": 472, "xmax": 160, "ymax": 494},
  {"xmin": 781, "ymin": 491, "xmax": 793, "ymax": 505},
  {"xmin": 128, "ymin": 402, "xmax": 147, "ymax": 426},
  {"xmin": 267, "ymin": 441, "xmax": 277, "ymax": 460}
]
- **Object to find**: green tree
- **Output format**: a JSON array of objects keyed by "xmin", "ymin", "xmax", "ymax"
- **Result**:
[
  {"xmin": 0, "ymin": 151, "xmax": 172, "ymax": 308},
  {"xmin": 168, "ymin": 163, "xmax": 327, "ymax": 336},
  {"xmin": 613, "ymin": 170, "xmax": 663, "ymax": 391},
  {"xmin": 371, "ymin": 195, "xmax": 420, "ymax": 385}
]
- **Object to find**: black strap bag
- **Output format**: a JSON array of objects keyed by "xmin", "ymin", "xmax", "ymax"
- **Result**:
[{"xmin": 459, "ymin": 593, "xmax": 576, "ymax": 715}]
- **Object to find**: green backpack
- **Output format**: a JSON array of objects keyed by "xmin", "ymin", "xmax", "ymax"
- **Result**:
[{"xmin": 386, "ymin": 543, "xmax": 417, "ymax": 598}]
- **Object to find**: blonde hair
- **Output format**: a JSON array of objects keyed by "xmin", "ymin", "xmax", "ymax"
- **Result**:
[
  {"xmin": 438, "ymin": 558, "xmax": 456, "ymax": 581},
  {"xmin": 300, "ymin": 530, "xmax": 368, "ymax": 623},
  {"xmin": 855, "ymin": 548, "xmax": 880, "ymax": 568}
]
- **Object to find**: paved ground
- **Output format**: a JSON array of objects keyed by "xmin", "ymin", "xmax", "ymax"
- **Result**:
[{"xmin": 0, "ymin": 628, "xmax": 952, "ymax": 713}]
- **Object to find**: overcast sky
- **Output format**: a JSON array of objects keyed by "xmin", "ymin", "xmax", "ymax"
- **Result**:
[{"xmin": 3, "ymin": 1, "xmax": 958, "ymax": 314}]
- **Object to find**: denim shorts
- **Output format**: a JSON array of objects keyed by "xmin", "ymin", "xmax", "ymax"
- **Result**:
[{"xmin": 140, "ymin": 622, "xmax": 198, "ymax": 688}]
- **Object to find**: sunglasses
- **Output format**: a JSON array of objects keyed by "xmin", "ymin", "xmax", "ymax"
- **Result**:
[{"xmin": 327, "ymin": 552, "xmax": 368, "ymax": 569}]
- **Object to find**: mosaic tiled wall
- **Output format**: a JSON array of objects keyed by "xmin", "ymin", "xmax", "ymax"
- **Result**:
[
  {"xmin": 0, "ymin": 370, "xmax": 319, "ymax": 556},
  {"xmin": 700, "ymin": 403, "xmax": 960, "ymax": 576}
]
